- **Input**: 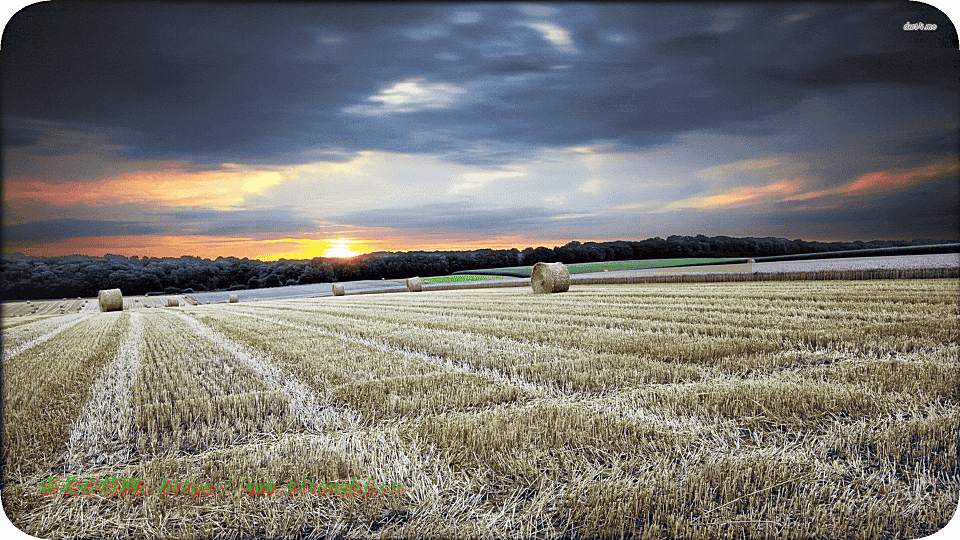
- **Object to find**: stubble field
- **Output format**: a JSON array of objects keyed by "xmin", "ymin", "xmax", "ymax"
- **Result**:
[{"xmin": 2, "ymin": 279, "xmax": 958, "ymax": 539}]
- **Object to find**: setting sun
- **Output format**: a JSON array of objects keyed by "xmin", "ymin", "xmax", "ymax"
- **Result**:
[{"xmin": 322, "ymin": 239, "xmax": 359, "ymax": 258}]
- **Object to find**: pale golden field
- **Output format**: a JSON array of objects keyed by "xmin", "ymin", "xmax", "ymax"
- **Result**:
[{"xmin": 2, "ymin": 279, "xmax": 958, "ymax": 539}]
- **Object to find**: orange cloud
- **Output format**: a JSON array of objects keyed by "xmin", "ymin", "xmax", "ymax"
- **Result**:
[
  {"xmin": 667, "ymin": 179, "xmax": 801, "ymax": 211},
  {"xmin": 839, "ymin": 156, "xmax": 958, "ymax": 195},
  {"xmin": 781, "ymin": 156, "xmax": 958, "ymax": 208},
  {"xmin": 1, "ymin": 235, "xmax": 278, "ymax": 260},
  {"xmin": 5, "ymin": 164, "xmax": 285, "ymax": 209}
]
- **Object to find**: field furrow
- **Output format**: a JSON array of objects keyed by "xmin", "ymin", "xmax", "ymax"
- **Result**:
[
  {"xmin": 128, "ymin": 310, "xmax": 353, "ymax": 456},
  {"xmin": 65, "ymin": 312, "xmax": 146, "ymax": 470},
  {"xmin": 1, "ymin": 313, "xmax": 91, "ymax": 360},
  {"xmin": 169, "ymin": 310, "xmax": 360, "ymax": 434},
  {"xmin": 190, "ymin": 308, "xmax": 540, "ymax": 421},
  {"xmin": 228, "ymin": 303, "xmax": 718, "ymax": 393},
  {"xmin": 2, "ymin": 312, "xmax": 128, "ymax": 476},
  {"xmin": 255, "ymin": 282, "xmax": 957, "ymax": 358}
]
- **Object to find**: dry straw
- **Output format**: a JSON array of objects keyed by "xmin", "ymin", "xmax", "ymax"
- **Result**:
[
  {"xmin": 332, "ymin": 283, "xmax": 345, "ymax": 296},
  {"xmin": 166, "ymin": 297, "xmax": 179, "ymax": 307},
  {"xmin": 531, "ymin": 262, "xmax": 570, "ymax": 294},
  {"xmin": 97, "ymin": 289, "xmax": 123, "ymax": 312},
  {"xmin": 570, "ymin": 266, "xmax": 958, "ymax": 285},
  {"xmin": 406, "ymin": 276, "xmax": 423, "ymax": 292},
  {"xmin": 228, "ymin": 294, "xmax": 239, "ymax": 303}
]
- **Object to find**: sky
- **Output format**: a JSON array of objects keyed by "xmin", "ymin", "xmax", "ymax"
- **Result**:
[{"xmin": 1, "ymin": 1, "xmax": 958, "ymax": 261}]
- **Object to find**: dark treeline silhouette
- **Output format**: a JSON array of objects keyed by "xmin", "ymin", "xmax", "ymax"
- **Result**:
[{"xmin": 1, "ymin": 235, "xmax": 955, "ymax": 301}]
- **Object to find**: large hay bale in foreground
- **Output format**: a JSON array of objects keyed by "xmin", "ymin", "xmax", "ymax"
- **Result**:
[
  {"xmin": 406, "ymin": 277, "xmax": 423, "ymax": 292},
  {"xmin": 531, "ymin": 262, "xmax": 570, "ymax": 294},
  {"xmin": 167, "ymin": 297, "xmax": 180, "ymax": 307},
  {"xmin": 228, "ymin": 294, "xmax": 239, "ymax": 303},
  {"xmin": 332, "ymin": 283, "xmax": 345, "ymax": 296},
  {"xmin": 98, "ymin": 289, "xmax": 124, "ymax": 312}
]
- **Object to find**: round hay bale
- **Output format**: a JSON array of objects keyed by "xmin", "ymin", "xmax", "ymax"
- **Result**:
[
  {"xmin": 332, "ymin": 283, "xmax": 345, "ymax": 296},
  {"xmin": 228, "ymin": 294, "xmax": 239, "ymax": 303},
  {"xmin": 531, "ymin": 262, "xmax": 570, "ymax": 294},
  {"xmin": 406, "ymin": 277, "xmax": 423, "ymax": 292},
  {"xmin": 98, "ymin": 289, "xmax": 124, "ymax": 312},
  {"xmin": 167, "ymin": 297, "xmax": 180, "ymax": 307}
]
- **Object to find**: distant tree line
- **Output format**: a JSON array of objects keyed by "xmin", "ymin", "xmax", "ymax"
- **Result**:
[{"xmin": 0, "ymin": 235, "xmax": 955, "ymax": 301}]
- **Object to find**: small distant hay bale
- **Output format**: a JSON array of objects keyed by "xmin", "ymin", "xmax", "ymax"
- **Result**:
[
  {"xmin": 406, "ymin": 277, "xmax": 423, "ymax": 292},
  {"xmin": 228, "ymin": 294, "xmax": 239, "ymax": 303},
  {"xmin": 98, "ymin": 289, "xmax": 124, "ymax": 312},
  {"xmin": 531, "ymin": 262, "xmax": 570, "ymax": 294},
  {"xmin": 332, "ymin": 283, "xmax": 345, "ymax": 296},
  {"xmin": 167, "ymin": 297, "xmax": 180, "ymax": 307}
]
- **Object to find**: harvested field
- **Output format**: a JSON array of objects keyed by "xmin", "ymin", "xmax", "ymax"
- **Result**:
[
  {"xmin": 1, "ymin": 296, "xmax": 198, "ymax": 318},
  {"xmin": 2, "ymin": 278, "xmax": 958, "ymax": 539},
  {"xmin": 112, "ymin": 253, "xmax": 958, "ymax": 306}
]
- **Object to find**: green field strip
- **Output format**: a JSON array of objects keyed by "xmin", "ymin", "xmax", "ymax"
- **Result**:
[
  {"xmin": 422, "ymin": 274, "xmax": 512, "ymax": 283},
  {"xmin": 2, "ymin": 312, "xmax": 128, "ymax": 475},
  {"xmin": 452, "ymin": 257, "xmax": 744, "ymax": 277}
]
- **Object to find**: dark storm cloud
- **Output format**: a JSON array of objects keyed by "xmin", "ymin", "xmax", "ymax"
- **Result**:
[
  {"xmin": 4, "ymin": 206, "xmax": 318, "ymax": 243},
  {"xmin": 772, "ymin": 175, "xmax": 959, "ymax": 239},
  {"xmin": 337, "ymin": 202, "xmax": 578, "ymax": 234},
  {"xmin": 3, "ymin": 219, "xmax": 161, "ymax": 242},
  {"xmin": 162, "ymin": 208, "xmax": 318, "ymax": 238},
  {"xmin": 2, "ymin": 2, "xmax": 957, "ymax": 169},
  {"xmin": 1, "ymin": 121, "xmax": 43, "ymax": 148},
  {"xmin": 894, "ymin": 131, "xmax": 960, "ymax": 158}
]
